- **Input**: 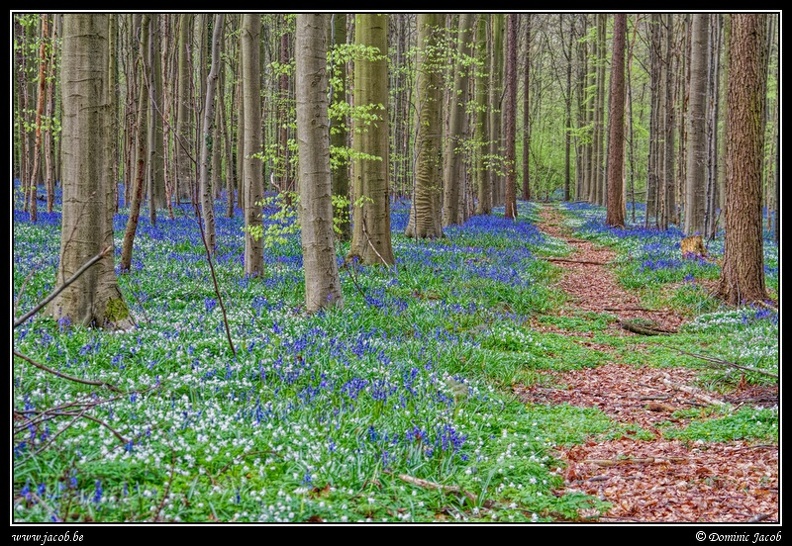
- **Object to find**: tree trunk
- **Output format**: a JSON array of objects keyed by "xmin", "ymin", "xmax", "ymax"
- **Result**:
[
  {"xmin": 50, "ymin": 13, "xmax": 133, "ymax": 330},
  {"xmin": 406, "ymin": 14, "xmax": 444, "ymax": 239},
  {"xmin": 296, "ymin": 13, "xmax": 343, "ymax": 313},
  {"xmin": 503, "ymin": 14, "xmax": 518, "ymax": 219},
  {"xmin": 120, "ymin": 14, "xmax": 150, "ymax": 273},
  {"xmin": 198, "ymin": 14, "xmax": 224, "ymax": 254},
  {"xmin": 242, "ymin": 14, "xmax": 264, "ymax": 277},
  {"xmin": 175, "ymin": 14, "xmax": 193, "ymax": 204},
  {"xmin": 605, "ymin": 14, "xmax": 627, "ymax": 228},
  {"xmin": 329, "ymin": 13, "xmax": 350, "ymax": 241},
  {"xmin": 716, "ymin": 14, "xmax": 769, "ymax": 305},
  {"xmin": 443, "ymin": 13, "xmax": 473, "ymax": 227},
  {"xmin": 474, "ymin": 15, "xmax": 491, "ymax": 215},
  {"xmin": 147, "ymin": 14, "xmax": 166, "ymax": 224},
  {"xmin": 684, "ymin": 13, "xmax": 709, "ymax": 236},
  {"xmin": 349, "ymin": 14, "xmax": 395, "ymax": 265}
]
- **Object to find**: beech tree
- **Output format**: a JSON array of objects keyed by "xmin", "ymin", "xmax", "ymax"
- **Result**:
[
  {"xmin": 296, "ymin": 13, "xmax": 343, "ymax": 312},
  {"xmin": 716, "ymin": 14, "xmax": 769, "ymax": 306},
  {"xmin": 684, "ymin": 13, "xmax": 709, "ymax": 236},
  {"xmin": 406, "ymin": 13, "xmax": 444, "ymax": 239},
  {"xmin": 605, "ymin": 13, "xmax": 627, "ymax": 228},
  {"xmin": 348, "ymin": 14, "xmax": 395, "ymax": 265},
  {"xmin": 50, "ymin": 13, "xmax": 133, "ymax": 330},
  {"xmin": 241, "ymin": 14, "xmax": 264, "ymax": 277}
]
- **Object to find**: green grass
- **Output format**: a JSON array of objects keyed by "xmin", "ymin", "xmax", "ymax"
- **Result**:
[{"xmin": 12, "ymin": 198, "xmax": 778, "ymax": 523}]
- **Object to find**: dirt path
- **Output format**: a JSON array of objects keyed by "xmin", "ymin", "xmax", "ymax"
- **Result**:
[{"xmin": 514, "ymin": 204, "xmax": 779, "ymax": 523}]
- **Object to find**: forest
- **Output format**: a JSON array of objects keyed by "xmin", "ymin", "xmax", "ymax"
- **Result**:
[{"xmin": 12, "ymin": 12, "xmax": 779, "ymax": 526}]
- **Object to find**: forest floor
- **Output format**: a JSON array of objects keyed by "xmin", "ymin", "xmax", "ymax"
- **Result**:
[{"xmin": 513, "ymin": 204, "xmax": 779, "ymax": 523}]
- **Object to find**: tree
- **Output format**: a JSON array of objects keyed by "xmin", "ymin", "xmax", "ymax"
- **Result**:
[
  {"xmin": 349, "ymin": 14, "xmax": 395, "ymax": 265},
  {"xmin": 503, "ymin": 14, "xmax": 518, "ymax": 220},
  {"xmin": 329, "ymin": 13, "xmax": 350, "ymax": 241},
  {"xmin": 198, "ymin": 14, "xmax": 225, "ymax": 253},
  {"xmin": 295, "ymin": 13, "xmax": 343, "ymax": 312},
  {"xmin": 242, "ymin": 14, "xmax": 264, "ymax": 277},
  {"xmin": 147, "ymin": 13, "xmax": 166, "ymax": 224},
  {"xmin": 488, "ymin": 14, "xmax": 504, "ymax": 207},
  {"xmin": 120, "ymin": 14, "xmax": 150, "ymax": 273},
  {"xmin": 49, "ymin": 13, "xmax": 133, "ymax": 330},
  {"xmin": 684, "ymin": 13, "xmax": 709, "ymax": 236},
  {"xmin": 715, "ymin": 14, "xmax": 769, "ymax": 306},
  {"xmin": 442, "ymin": 13, "xmax": 474, "ymax": 227},
  {"xmin": 174, "ymin": 14, "xmax": 193, "ymax": 204},
  {"xmin": 474, "ymin": 15, "xmax": 491, "ymax": 215},
  {"xmin": 605, "ymin": 14, "xmax": 627, "ymax": 228},
  {"xmin": 522, "ymin": 14, "xmax": 533, "ymax": 202},
  {"xmin": 406, "ymin": 13, "xmax": 444, "ymax": 239}
]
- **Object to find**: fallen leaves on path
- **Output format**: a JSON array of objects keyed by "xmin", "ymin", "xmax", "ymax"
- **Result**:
[{"xmin": 522, "ymin": 205, "xmax": 779, "ymax": 523}]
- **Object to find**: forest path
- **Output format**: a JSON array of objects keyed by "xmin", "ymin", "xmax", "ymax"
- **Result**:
[{"xmin": 511, "ymin": 203, "xmax": 779, "ymax": 523}]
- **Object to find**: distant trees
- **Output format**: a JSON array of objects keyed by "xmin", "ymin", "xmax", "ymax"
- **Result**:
[{"xmin": 12, "ymin": 13, "xmax": 779, "ymax": 311}]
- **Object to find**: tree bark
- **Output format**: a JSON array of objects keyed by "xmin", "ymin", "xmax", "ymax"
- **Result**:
[
  {"xmin": 406, "ymin": 14, "xmax": 444, "ymax": 239},
  {"xmin": 296, "ymin": 13, "xmax": 343, "ymax": 312},
  {"xmin": 50, "ymin": 13, "xmax": 133, "ymax": 330},
  {"xmin": 349, "ymin": 14, "xmax": 395, "ymax": 264},
  {"xmin": 605, "ymin": 14, "xmax": 627, "ymax": 228},
  {"xmin": 503, "ymin": 14, "xmax": 518, "ymax": 219},
  {"xmin": 684, "ymin": 13, "xmax": 709, "ymax": 236},
  {"xmin": 242, "ymin": 14, "xmax": 264, "ymax": 277},
  {"xmin": 716, "ymin": 14, "xmax": 769, "ymax": 305}
]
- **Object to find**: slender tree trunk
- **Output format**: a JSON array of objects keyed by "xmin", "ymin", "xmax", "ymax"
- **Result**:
[
  {"xmin": 329, "ymin": 13, "xmax": 350, "ymax": 241},
  {"xmin": 120, "ymin": 14, "xmax": 150, "ymax": 273},
  {"xmin": 605, "ymin": 14, "xmax": 627, "ymax": 228},
  {"xmin": 488, "ymin": 14, "xmax": 504, "ymax": 207},
  {"xmin": 28, "ymin": 14, "xmax": 51, "ymax": 223},
  {"xmin": 242, "ymin": 14, "xmax": 264, "ymax": 277},
  {"xmin": 474, "ymin": 15, "xmax": 491, "ymax": 215},
  {"xmin": 503, "ymin": 14, "xmax": 518, "ymax": 219},
  {"xmin": 147, "ymin": 14, "xmax": 166, "ymax": 224},
  {"xmin": 198, "ymin": 14, "xmax": 224, "ymax": 253},
  {"xmin": 296, "ymin": 13, "xmax": 343, "ymax": 312},
  {"xmin": 175, "ymin": 14, "xmax": 193, "ymax": 204},
  {"xmin": 684, "ymin": 13, "xmax": 709, "ymax": 236},
  {"xmin": 443, "ymin": 13, "xmax": 474, "ymax": 226}
]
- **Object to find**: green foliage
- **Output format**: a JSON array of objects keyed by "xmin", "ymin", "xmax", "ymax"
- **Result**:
[
  {"xmin": 242, "ymin": 192, "xmax": 300, "ymax": 248},
  {"xmin": 662, "ymin": 406, "xmax": 778, "ymax": 443}
]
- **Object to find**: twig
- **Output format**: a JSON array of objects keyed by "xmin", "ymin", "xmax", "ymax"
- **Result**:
[
  {"xmin": 674, "ymin": 349, "xmax": 778, "ymax": 380},
  {"xmin": 395, "ymin": 473, "xmax": 477, "ymax": 504},
  {"xmin": 747, "ymin": 513, "xmax": 771, "ymax": 523},
  {"xmin": 191, "ymin": 201, "xmax": 236, "ymax": 357},
  {"xmin": 14, "ymin": 246, "xmax": 112, "ymax": 329},
  {"xmin": 620, "ymin": 320, "xmax": 675, "ymax": 336},
  {"xmin": 151, "ymin": 447, "xmax": 176, "ymax": 522},
  {"xmin": 361, "ymin": 216, "xmax": 393, "ymax": 267},
  {"xmin": 13, "ymin": 350, "xmax": 122, "ymax": 393},
  {"xmin": 658, "ymin": 373, "xmax": 730, "ymax": 407}
]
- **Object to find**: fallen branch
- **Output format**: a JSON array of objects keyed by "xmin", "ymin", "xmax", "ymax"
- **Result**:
[
  {"xmin": 619, "ymin": 320, "xmax": 675, "ymax": 336},
  {"xmin": 603, "ymin": 306, "xmax": 667, "ymax": 313},
  {"xmin": 582, "ymin": 456, "xmax": 686, "ymax": 466},
  {"xmin": 13, "ymin": 350, "xmax": 122, "ymax": 393},
  {"xmin": 395, "ymin": 473, "xmax": 477, "ymax": 504},
  {"xmin": 674, "ymin": 349, "xmax": 778, "ymax": 380},
  {"xmin": 546, "ymin": 257, "xmax": 609, "ymax": 266},
  {"xmin": 658, "ymin": 373, "xmax": 730, "ymax": 407}
]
